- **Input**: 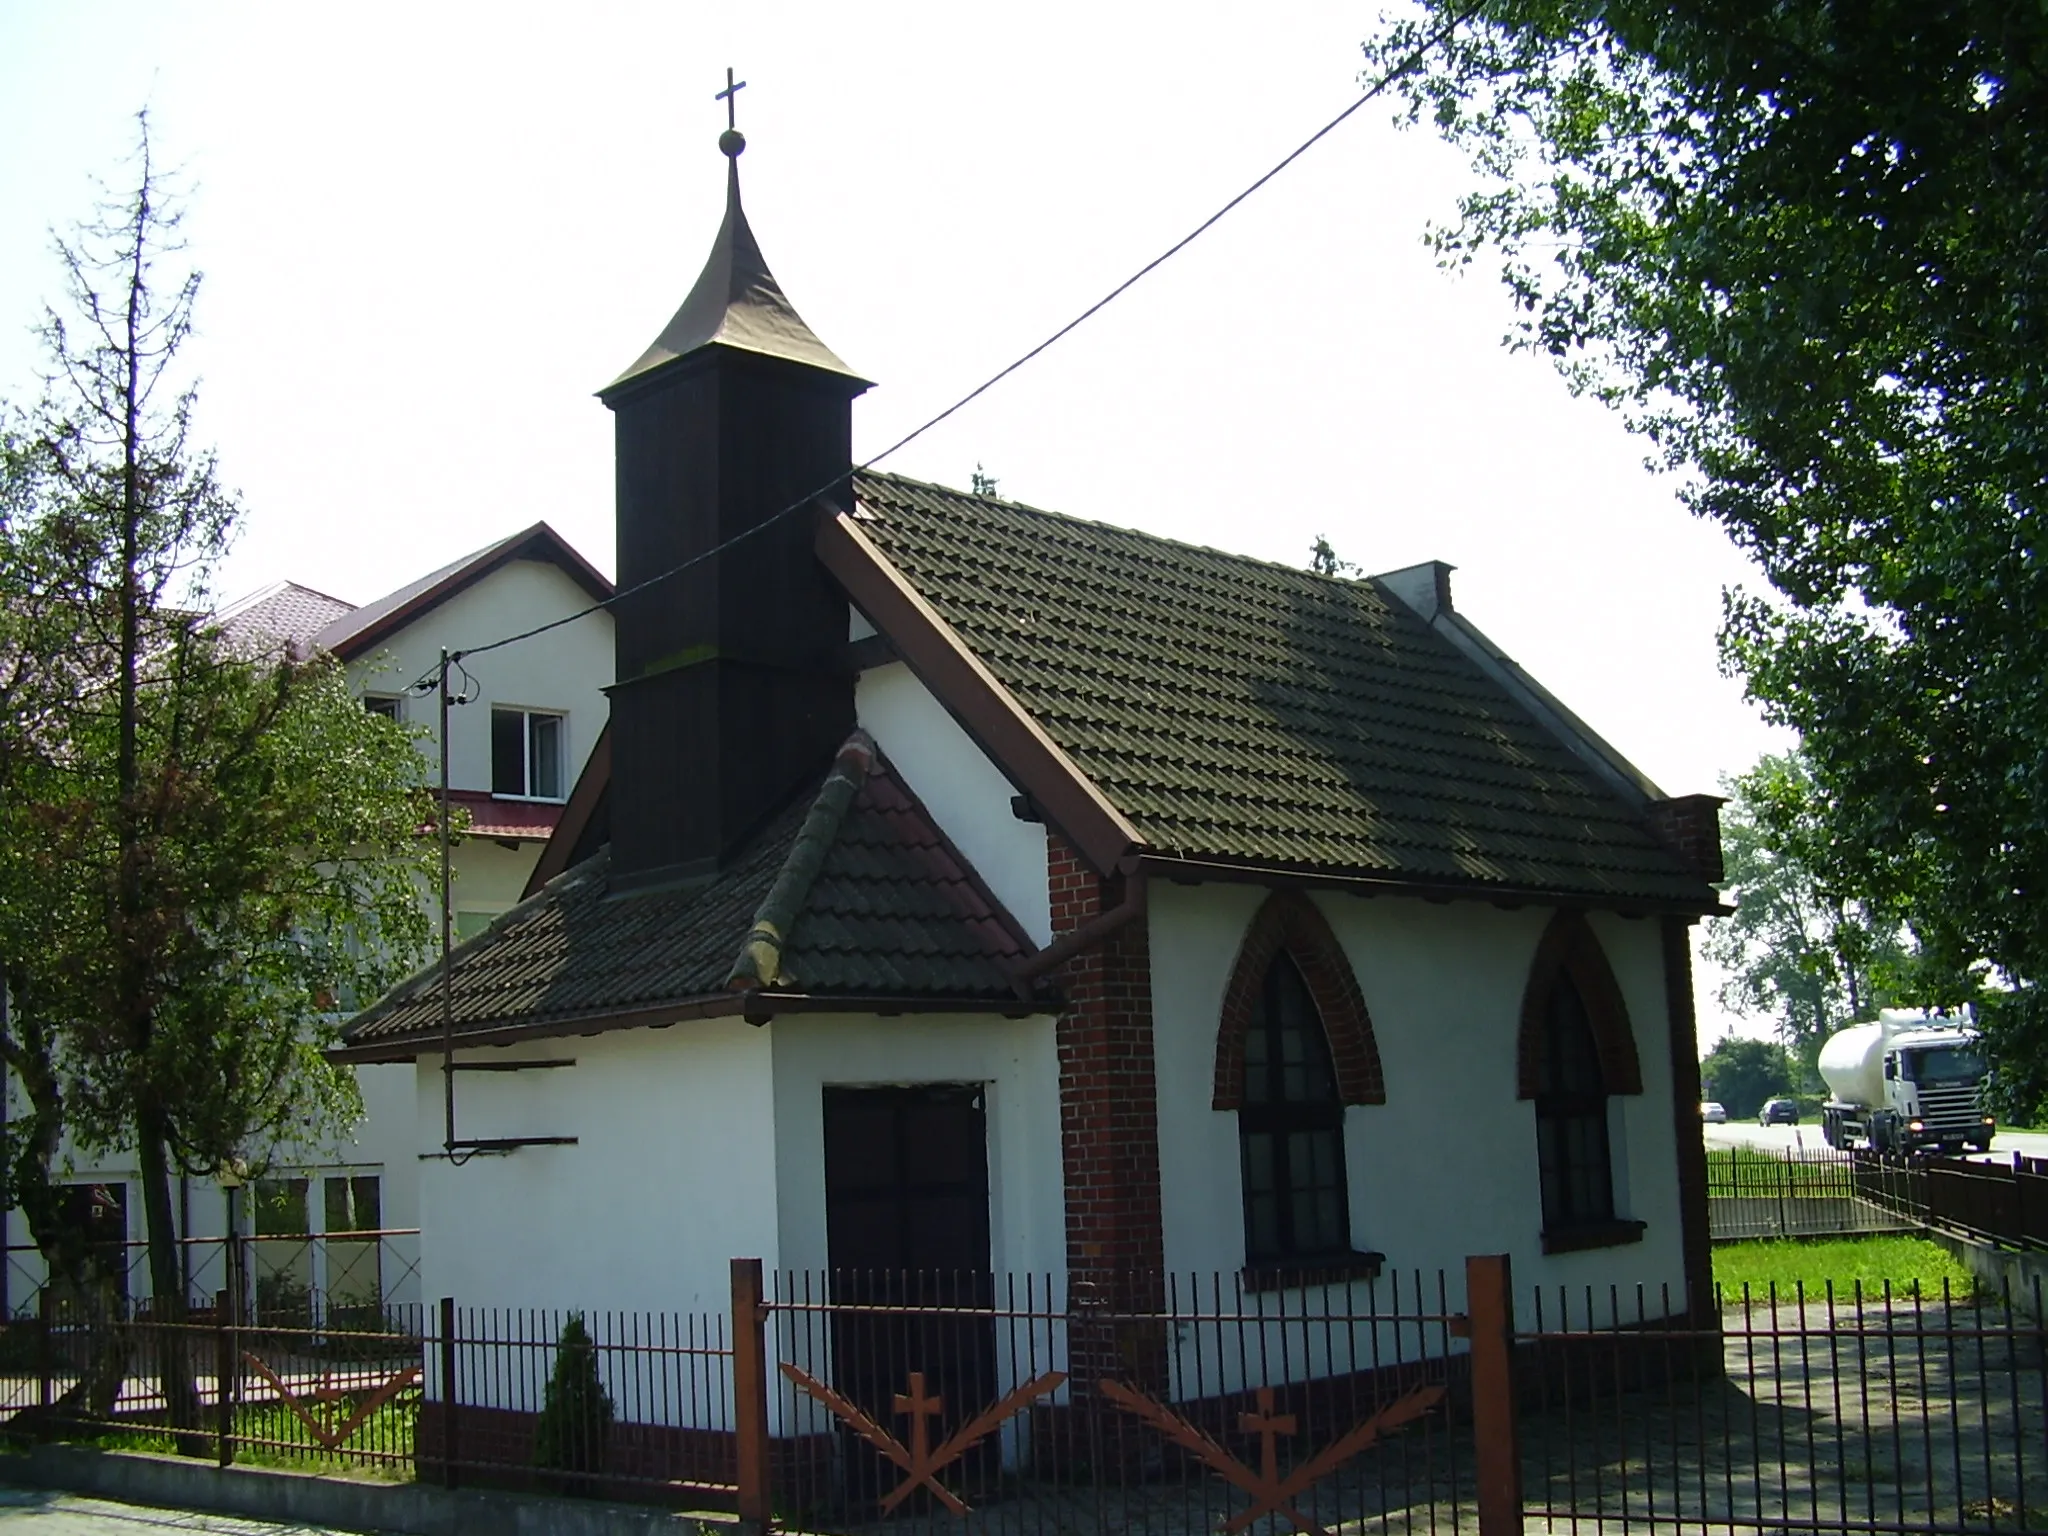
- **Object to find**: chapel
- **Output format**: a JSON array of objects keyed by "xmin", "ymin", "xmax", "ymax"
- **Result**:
[{"xmin": 340, "ymin": 117, "xmax": 1725, "ymax": 1341}]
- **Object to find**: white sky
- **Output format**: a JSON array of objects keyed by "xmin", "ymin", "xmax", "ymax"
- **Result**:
[{"xmin": 0, "ymin": 2, "xmax": 1790, "ymax": 1049}]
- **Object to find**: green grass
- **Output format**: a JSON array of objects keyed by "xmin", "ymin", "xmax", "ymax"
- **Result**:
[
  {"xmin": 1713, "ymin": 1235, "xmax": 1977, "ymax": 1302},
  {"xmin": 32, "ymin": 1399, "xmax": 416, "ymax": 1481}
]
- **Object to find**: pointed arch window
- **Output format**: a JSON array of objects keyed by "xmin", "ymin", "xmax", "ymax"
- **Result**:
[
  {"xmin": 1533, "ymin": 975, "xmax": 1614, "ymax": 1231},
  {"xmin": 1519, "ymin": 911, "xmax": 1647, "ymax": 1253},
  {"xmin": 1239, "ymin": 955, "xmax": 1350, "ymax": 1264}
]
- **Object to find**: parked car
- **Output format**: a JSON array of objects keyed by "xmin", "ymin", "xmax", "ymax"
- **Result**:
[
  {"xmin": 1700, "ymin": 1101, "xmax": 1728, "ymax": 1123},
  {"xmin": 1759, "ymin": 1097, "xmax": 1800, "ymax": 1126}
]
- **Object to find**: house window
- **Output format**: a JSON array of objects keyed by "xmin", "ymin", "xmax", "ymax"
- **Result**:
[
  {"xmin": 1239, "ymin": 954, "xmax": 1351, "ymax": 1264},
  {"xmin": 491, "ymin": 707, "xmax": 564, "ymax": 800},
  {"xmin": 1533, "ymin": 976, "xmax": 1615, "ymax": 1231},
  {"xmin": 363, "ymin": 693, "xmax": 401, "ymax": 722}
]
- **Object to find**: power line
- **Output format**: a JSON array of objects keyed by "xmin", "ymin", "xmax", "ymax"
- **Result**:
[{"xmin": 417, "ymin": 12, "xmax": 1469, "ymax": 688}]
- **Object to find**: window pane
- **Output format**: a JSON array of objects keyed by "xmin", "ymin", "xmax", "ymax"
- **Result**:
[
  {"xmin": 253, "ymin": 1178, "xmax": 312, "ymax": 1323},
  {"xmin": 363, "ymin": 694, "xmax": 401, "ymax": 721},
  {"xmin": 324, "ymin": 1177, "xmax": 352, "ymax": 1234},
  {"xmin": 352, "ymin": 1175, "xmax": 382, "ymax": 1231},
  {"xmin": 255, "ymin": 1178, "xmax": 309, "ymax": 1236},
  {"xmin": 491, "ymin": 708, "xmax": 526, "ymax": 795},
  {"xmin": 529, "ymin": 713, "xmax": 563, "ymax": 799}
]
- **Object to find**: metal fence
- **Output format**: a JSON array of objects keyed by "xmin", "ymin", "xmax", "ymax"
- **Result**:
[
  {"xmin": 2, "ymin": 1256, "xmax": 2043, "ymax": 1534},
  {"xmin": 1867, "ymin": 1153, "xmax": 2048, "ymax": 1252},
  {"xmin": 1521, "ymin": 1277, "xmax": 2048, "ymax": 1534},
  {"xmin": 0, "ymin": 1291, "xmax": 736, "ymax": 1500},
  {"xmin": 761, "ymin": 1266, "xmax": 1479, "ymax": 1534},
  {"xmin": 1707, "ymin": 1145, "xmax": 2048, "ymax": 1251},
  {"xmin": 1706, "ymin": 1148, "xmax": 1921, "ymax": 1241}
]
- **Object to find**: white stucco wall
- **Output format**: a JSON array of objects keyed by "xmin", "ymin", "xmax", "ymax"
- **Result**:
[
  {"xmin": 1148, "ymin": 882, "xmax": 1688, "ymax": 1342},
  {"xmin": 854, "ymin": 662, "xmax": 1052, "ymax": 947},
  {"xmin": 346, "ymin": 557, "xmax": 612, "ymax": 800},
  {"xmin": 415, "ymin": 1024, "xmax": 777, "ymax": 1427},
  {"xmin": 768, "ymin": 1012, "xmax": 1065, "ymax": 1280}
]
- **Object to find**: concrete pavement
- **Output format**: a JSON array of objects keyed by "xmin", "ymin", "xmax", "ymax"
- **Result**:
[{"xmin": 0, "ymin": 1486, "xmax": 368, "ymax": 1534}]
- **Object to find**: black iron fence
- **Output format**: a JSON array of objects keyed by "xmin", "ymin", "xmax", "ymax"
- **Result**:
[
  {"xmin": 2, "ymin": 1257, "xmax": 2044, "ymax": 1534},
  {"xmin": 1707, "ymin": 1144, "xmax": 2048, "ymax": 1251},
  {"xmin": 1522, "ymin": 1277, "xmax": 2048, "ymax": 1533}
]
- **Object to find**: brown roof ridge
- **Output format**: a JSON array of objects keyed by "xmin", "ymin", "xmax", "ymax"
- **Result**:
[
  {"xmin": 853, "ymin": 468, "xmax": 1386, "ymax": 592},
  {"xmin": 817, "ymin": 504, "xmax": 1144, "ymax": 875},
  {"xmin": 311, "ymin": 520, "xmax": 614, "ymax": 660}
]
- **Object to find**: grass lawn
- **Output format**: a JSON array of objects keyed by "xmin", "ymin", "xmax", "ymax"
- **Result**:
[
  {"xmin": 50, "ymin": 1398, "xmax": 415, "ymax": 1480},
  {"xmin": 1714, "ymin": 1235, "xmax": 1977, "ymax": 1302}
]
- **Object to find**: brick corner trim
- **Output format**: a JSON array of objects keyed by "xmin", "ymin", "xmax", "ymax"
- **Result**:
[
  {"xmin": 1517, "ymin": 910, "xmax": 1643, "ymax": 1098},
  {"xmin": 1213, "ymin": 890, "xmax": 1385, "ymax": 1111}
]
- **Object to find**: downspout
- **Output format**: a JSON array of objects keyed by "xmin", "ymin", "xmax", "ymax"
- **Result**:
[{"xmin": 1007, "ymin": 874, "xmax": 1147, "ymax": 1000}]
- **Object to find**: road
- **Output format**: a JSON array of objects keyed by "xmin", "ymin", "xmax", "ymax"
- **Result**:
[
  {"xmin": 1703, "ymin": 1117, "xmax": 2048, "ymax": 1161},
  {"xmin": 0, "ymin": 1487, "xmax": 362, "ymax": 1534}
]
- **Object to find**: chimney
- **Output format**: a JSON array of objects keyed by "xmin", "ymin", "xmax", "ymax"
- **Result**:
[{"xmin": 598, "ymin": 137, "xmax": 870, "ymax": 888}]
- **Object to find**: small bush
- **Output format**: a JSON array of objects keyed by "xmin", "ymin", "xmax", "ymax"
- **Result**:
[{"xmin": 532, "ymin": 1313, "xmax": 613, "ymax": 1495}]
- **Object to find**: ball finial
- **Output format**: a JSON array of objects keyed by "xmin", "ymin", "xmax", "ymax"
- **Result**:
[{"xmin": 720, "ymin": 128, "xmax": 746, "ymax": 159}]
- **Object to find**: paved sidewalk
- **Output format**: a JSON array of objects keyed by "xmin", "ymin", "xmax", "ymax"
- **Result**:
[{"xmin": 0, "ymin": 1486, "xmax": 371, "ymax": 1534}]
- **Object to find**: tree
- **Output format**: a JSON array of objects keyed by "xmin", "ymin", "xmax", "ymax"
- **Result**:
[
  {"xmin": 1365, "ymin": 2, "xmax": 2048, "ymax": 1095},
  {"xmin": 1702, "ymin": 752, "xmax": 1903, "ymax": 1067},
  {"xmin": 1699, "ymin": 1036, "xmax": 1794, "ymax": 1120},
  {"xmin": 533, "ymin": 1313, "xmax": 614, "ymax": 1494},
  {"xmin": 0, "ymin": 118, "xmax": 436, "ymax": 1426}
]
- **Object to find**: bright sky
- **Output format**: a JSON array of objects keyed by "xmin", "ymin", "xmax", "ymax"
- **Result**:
[{"xmin": 0, "ymin": 2, "xmax": 1790, "ymax": 1048}]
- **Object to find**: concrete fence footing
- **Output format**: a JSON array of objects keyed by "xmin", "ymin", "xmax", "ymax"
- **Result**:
[{"xmin": 2, "ymin": 1442, "xmax": 740, "ymax": 1536}]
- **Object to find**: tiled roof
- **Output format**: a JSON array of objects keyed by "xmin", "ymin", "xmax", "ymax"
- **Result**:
[
  {"xmin": 341, "ymin": 737, "xmax": 1043, "ymax": 1055},
  {"xmin": 311, "ymin": 522, "xmax": 612, "ymax": 660},
  {"xmin": 211, "ymin": 581, "xmax": 356, "ymax": 658},
  {"xmin": 445, "ymin": 790, "xmax": 563, "ymax": 843},
  {"xmin": 850, "ymin": 471, "xmax": 1714, "ymax": 909}
]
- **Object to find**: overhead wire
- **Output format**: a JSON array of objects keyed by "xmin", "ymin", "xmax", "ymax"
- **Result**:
[{"xmin": 408, "ymin": 8, "xmax": 1472, "ymax": 692}]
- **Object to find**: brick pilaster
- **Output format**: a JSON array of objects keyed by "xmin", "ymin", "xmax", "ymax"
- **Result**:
[{"xmin": 1048, "ymin": 834, "xmax": 1165, "ymax": 1382}]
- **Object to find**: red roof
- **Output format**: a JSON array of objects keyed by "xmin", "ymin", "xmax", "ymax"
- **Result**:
[{"xmin": 446, "ymin": 790, "xmax": 563, "ymax": 843}]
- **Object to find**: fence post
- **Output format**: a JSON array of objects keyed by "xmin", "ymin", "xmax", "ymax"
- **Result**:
[
  {"xmin": 731, "ymin": 1257, "xmax": 772, "ymax": 1531},
  {"xmin": 35, "ymin": 1285, "xmax": 52, "ymax": 1414},
  {"xmin": 438, "ymin": 1296, "xmax": 459, "ymax": 1490},
  {"xmin": 214, "ymin": 1288, "xmax": 234, "ymax": 1467},
  {"xmin": 1466, "ymin": 1253, "xmax": 1523, "ymax": 1536}
]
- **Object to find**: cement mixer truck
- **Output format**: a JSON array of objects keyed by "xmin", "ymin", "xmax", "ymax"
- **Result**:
[{"xmin": 1818, "ymin": 1010, "xmax": 1994, "ymax": 1156}]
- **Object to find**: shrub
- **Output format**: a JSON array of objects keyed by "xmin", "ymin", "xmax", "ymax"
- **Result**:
[{"xmin": 532, "ymin": 1313, "xmax": 613, "ymax": 1495}]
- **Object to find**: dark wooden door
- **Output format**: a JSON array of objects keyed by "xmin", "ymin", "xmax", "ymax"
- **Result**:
[{"xmin": 822, "ymin": 1085, "xmax": 997, "ymax": 1508}]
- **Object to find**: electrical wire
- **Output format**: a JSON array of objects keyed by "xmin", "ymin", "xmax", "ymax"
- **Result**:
[{"xmin": 408, "ymin": 12, "xmax": 1469, "ymax": 692}]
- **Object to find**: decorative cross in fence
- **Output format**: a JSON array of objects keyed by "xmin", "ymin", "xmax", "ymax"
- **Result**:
[
  {"xmin": 781, "ymin": 1362, "xmax": 1066, "ymax": 1514},
  {"xmin": 239, "ymin": 1354, "xmax": 421, "ymax": 1451},
  {"xmin": 1098, "ymin": 1377, "xmax": 1447, "ymax": 1536}
]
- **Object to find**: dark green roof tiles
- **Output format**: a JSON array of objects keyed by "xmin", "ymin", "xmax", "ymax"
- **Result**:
[
  {"xmin": 850, "ymin": 471, "xmax": 1713, "ymax": 908},
  {"xmin": 343, "ymin": 745, "xmax": 1040, "ymax": 1052}
]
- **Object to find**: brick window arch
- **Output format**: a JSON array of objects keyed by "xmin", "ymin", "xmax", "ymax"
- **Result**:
[
  {"xmin": 1213, "ymin": 891, "xmax": 1384, "ymax": 1112},
  {"xmin": 1519, "ymin": 911, "xmax": 1648, "ymax": 1250},
  {"xmin": 1515, "ymin": 911, "xmax": 1642, "ymax": 1100}
]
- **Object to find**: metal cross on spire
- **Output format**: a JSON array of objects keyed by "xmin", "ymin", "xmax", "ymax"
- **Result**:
[{"xmin": 717, "ymin": 67, "xmax": 748, "ymax": 158}]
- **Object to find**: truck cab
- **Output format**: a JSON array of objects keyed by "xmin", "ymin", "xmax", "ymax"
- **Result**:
[{"xmin": 1820, "ymin": 1012, "xmax": 1994, "ymax": 1156}]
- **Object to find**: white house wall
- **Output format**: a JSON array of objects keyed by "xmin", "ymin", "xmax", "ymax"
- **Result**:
[
  {"xmin": 416, "ymin": 1025, "xmax": 778, "ymax": 1319},
  {"xmin": 345, "ymin": 557, "xmax": 612, "ymax": 795},
  {"xmin": 768, "ymin": 1010, "xmax": 1066, "ymax": 1439},
  {"xmin": 1148, "ymin": 883, "xmax": 1688, "ymax": 1342},
  {"xmin": 854, "ymin": 661, "xmax": 1052, "ymax": 947}
]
